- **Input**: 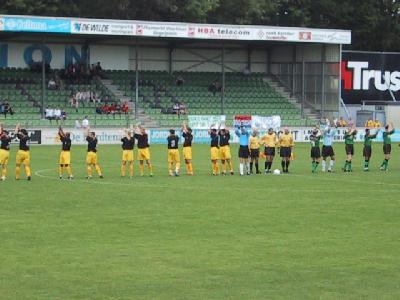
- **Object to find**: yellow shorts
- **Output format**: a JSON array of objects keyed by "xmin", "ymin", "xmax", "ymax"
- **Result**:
[
  {"xmin": 182, "ymin": 146, "xmax": 192, "ymax": 160},
  {"xmin": 220, "ymin": 145, "xmax": 232, "ymax": 160},
  {"xmin": 210, "ymin": 147, "xmax": 220, "ymax": 160},
  {"xmin": 59, "ymin": 151, "xmax": 71, "ymax": 165},
  {"xmin": 16, "ymin": 150, "xmax": 30, "ymax": 165},
  {"xmin": 138, "ymin": 148, "xmax": 151, "ymax": 161},
  {"xmin": 0, "ymin": 149, "xmax": 10, "ymax": 165},
  {"xmin": 168, "ymin": 149, "xmax": 180, "ymax": 163},
  {"xmin": 86, "ymin": 151, "xmax": 98, "ymax": 165},
  {"xmin": 122, "ymin": 150, "xmax": 134, "ymax": 162}
]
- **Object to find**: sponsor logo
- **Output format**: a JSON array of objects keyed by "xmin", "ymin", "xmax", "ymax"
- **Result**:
[
  {"xmin": 188, "ymin": 27, "xmax": 195, "ymax": 37},
  {"xmin": 136, "ymin": 24, "xmax": 143, "ymax": 35},
  {"xmin": 342, "ymin": 60, "xmax": 400, "ymax": 92},
  {"xmin": 299, "ymin": 31, "xmax": 312, "ymax": 40},
  {"xmin": 196, "ymin": 27, "xmax": 250, "ymax": 37},
  {"xmin": 73, "ymin": 22, "xmax": 109, "ymax": 33}
]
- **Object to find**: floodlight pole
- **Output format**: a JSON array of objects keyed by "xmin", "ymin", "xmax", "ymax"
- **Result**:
[
  {"xmin": 135, "ymin": 41, "xmax": 139, "ymax": 119},
  {"xmin": 301, "ymin": 59, "xmax": 305, "ymax": 119},
  {"xmin": 221, "ymin": 43, "xmax": 225, "ymax": 115},
  {"xmin": 41, "ymin": 38, "xmax": 46, "ymax": 119},
  {"xmin": 321, "ymin": 44, "xmax": 326, "ymax": 120}
]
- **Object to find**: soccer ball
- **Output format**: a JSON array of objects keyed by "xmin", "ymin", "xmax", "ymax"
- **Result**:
[{"xmin": 273, "ymin": 169, "xmax": 281, "ymax": 175}]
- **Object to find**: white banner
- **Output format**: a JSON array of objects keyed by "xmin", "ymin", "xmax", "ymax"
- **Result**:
[
  {"xmin": 71, "ymin": 20, "xmax": 134, "ymax": 35},
  {"xmin": 41, "ymin": 128, "xmax": 125, "ymax": 145},
  {"xmin": 251, "ymin": 115, "xmax": 281, "ymax": 130},
  {"xmin": 188, "ymin": 115, "xmax": 226, "ymax": 129}
]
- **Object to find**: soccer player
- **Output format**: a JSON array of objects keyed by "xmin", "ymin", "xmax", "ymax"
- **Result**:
[
  {"xmin": 0, "ymin": 124, "xmax": 11, "ymax": 181},
  {"xmin": 261, "ymin": 128, "xmax": 278, "ymax": 174},
  {"xmin": 121, "ymin": 129, "xmax": 135, "ymax": 178},
  {"xmin": 278, "ymin": 128, "xmax": 294, "ymax": 173},
  {"xmin": 218, "ymin": 127, "xmax": 234, "ymax": 175},
  {"xmin": 209, "ymin": 127, "xmax": 220, "ymax": 175},
  {"xmin": 85, "ymin": 128, "xmax": 103, "ymax": 179},
  {"xmin": 343, "ymin": 127, "xmax": 357, "ymax": 172},
  {"xmin": 58, "ymin": 126, "xmax": 73, "ymax": 179},
  {"xmin": 134, "ymin": 125, "xmax": 153, "ymax": 177},
  {"xmin": 182, "ymin": 122, "xmax": 194, "ymax": 175},
  {"xmin": 15, "ymin": 124, "xmax": 32, "ymax": 180},
  {"xmin": 363, "ymin": 128, "xmax": 379, "ymax": 171},
  {"xmin": 309, "ymin": 128, "xmax": 322, "ymax": 173},
  {"xmin": 235, "ymin": 123, "xmax": 250, "ymax": 176},
  {"xmin": 249, "ymin": 129, "xmax": 261, "ymax": 174},
  {"xmin": 380, "ymin": 122, "xmax": 395, "ymax": 171},
  {"xmin": 321, "ymin": 120, "xmax": 337, "ymax": 172},
  {"xmin": 167, "ymin": 129, "xmax": 180, "ymax": 176}
]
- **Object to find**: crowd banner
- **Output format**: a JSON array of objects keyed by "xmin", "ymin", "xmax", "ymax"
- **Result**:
[
  {"xmin": 188, "ymin": 115, "xmax": 226, "ymax": 129},
  {"xmin": 1, "ymin": 16, "xmax": 70, "ymax": 33},
  {"xmin": 251, "ymin": 115, "xmax": 281, "ymax": 130},
  {"xmin": 234, "ymin": 115, "xmax": 252, "ymax": 129}
]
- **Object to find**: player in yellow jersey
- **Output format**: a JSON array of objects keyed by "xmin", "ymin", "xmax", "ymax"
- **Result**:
[
  {"xmin": 85, "ymin": 128, "xmax": 103, "ymax": 179},
  {"xmin": 249, "ymin": 129, "xmax": 262, "ymax": 174},
  {"xmin": 278, "ymin": 128, "xmax": 294, "ymax": 173},
  {"xmin": 182, "ymin": 122, "xmax": 194, "ymax": 175},
  {"xmin": 15, "ymin": 124, "xmax": 32, "ymax": 180},
  {"xmin": 58, "ymin": 126, "xmax": 73, "ymax": 179},
  {"xmin": 218, "ymin": 127, "xmax": 234, "ymax": 175},
  {"xmin": 0, "ymin": 124, "xmax": 11, "ymax": 181},
  {"xmin": 260, "ymin": 128, "xmax": 278, "ymax": 174},
  {"xmin": 134, "ymin": 125, "xmax": 153, "ymax": 177},
  {"xmin": 121, "ymin": 129, "xmax": 135, "ymax": 178}
]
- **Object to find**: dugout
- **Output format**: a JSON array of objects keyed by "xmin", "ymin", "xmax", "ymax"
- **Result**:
[{"xmin": 0, "ymin": 15, "xmax": 351, "ymax": 121}]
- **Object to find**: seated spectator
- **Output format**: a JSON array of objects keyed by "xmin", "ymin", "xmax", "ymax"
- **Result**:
[
  {"xmin": 70, "ymin": 95, "xmax": 79, "ymax": 112},
  {"xmin": 0, "ymin": 102, "xmax": 4, "ymax": 114},
  {"xmin": 61, "ymin": 110, "xmax": 67, "ymax": 121},
  {"xmin": 82, "ymin": 116, "xmax": 89, "ymax": 129},
  {"xmin": 96, "ymin": 106, "xmax": 103, "ymax": 114},
  {"xmin": 172, "ymin": 102, "xmax": 180, "ymax": 114},
  {"xmin": 45, "ymin": 107, "xmax": 55, "ymax": 123},
  {"xmin": 47, "ymin": 78, "xmax": 58, "ymax": 90},
  {"xmin": 75, "ymin": 119, "xmax": 81, "ymax": 129},
  {"xmin": 208, "ymin": 81, "xmax": 219, "ymax": 96},
  {"xmin": 179, "ymin": 102, "xmax": 187, "ymax": 115},
  {"xmin": 176, "ymin": 75, "xmax": 185, "ymax": 86},
  {"xmin": 2, "ymin": 102, "xmax": 13, "ymax": 118},
  {"xmin": 122, "ymin": 102, "xmax": 129, "ymax": 115},
  {"xmin": 54, "ymin": 108, "xmax": 62, "ymax": 124}
]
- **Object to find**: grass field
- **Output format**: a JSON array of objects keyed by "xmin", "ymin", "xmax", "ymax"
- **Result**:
[{"xmin": 1, "ymin": 142, "xmax": 400, "ymax": 299}]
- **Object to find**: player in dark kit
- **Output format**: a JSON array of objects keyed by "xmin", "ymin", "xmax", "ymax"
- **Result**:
[
  {"xmin": 58, "ymin": 126, "xmax": 73, "ymax": 179},
  {"xmin": 134, "ymin": 125, "xmax": 153, "ymax": 177},
  {"xmin": 182, "ymin": 122, "xmax": 194, "ymax": 175},
  {"xmin": 343, "ymin": 127, "xmax": 357, "ymax": 172},
  {"xmin": 380, "ymin": 122, "xmax": 394, "ymax": 171},
  {"xmin": 167, "ymin": 129, "xmax": 180, "ymax": 176},
  {"xmin": 85, "ymin": 128, "xmax": 103, "ymax": 179},
  {"xmin": 218, "ymin": 127, "xmax": 234, "ymax": 175},
  {"xmin": 309, "ymin": 128, "xmax": 322, "ymax": 173},
  {"xmin": 363, "ymin": 128, "xmax": 379, "ymax": 171},
  {"xmin": 121, "ymin": 129, "xmax": 135, "ymax": 178},
  {"xmin": 0, "ymin": 124, "xmax": 11, "ymax": 181},
  {"xmin": 209, "ymin": 127, "xmax": 220, "ymax": 175},
  {"xmin": 15, "ymin": 124, "xmax": 32, "ymax": 180}
]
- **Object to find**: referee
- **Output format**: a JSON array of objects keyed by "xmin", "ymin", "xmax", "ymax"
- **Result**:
[{"xmin": 235, "ymin": 122, "xmax": 250, "ymax": 176}]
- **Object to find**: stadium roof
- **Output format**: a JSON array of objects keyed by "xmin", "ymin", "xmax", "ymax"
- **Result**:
[{"xmin": 0, "ymin": 15, "xmax": 351, "ymax": 45}]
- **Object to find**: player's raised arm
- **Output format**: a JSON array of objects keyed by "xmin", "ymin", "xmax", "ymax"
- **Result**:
[{"xmin": 14, "ymin": 123, "xmax": 20, "ymax": 135}]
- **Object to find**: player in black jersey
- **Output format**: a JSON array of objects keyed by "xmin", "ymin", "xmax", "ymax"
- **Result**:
[
  {"xmin": 182, "ymin": 121, "xmax": 193, "ymax": 175},
  {"xmin": 15, "ymin": 124, "xmax": 31, "ymax": 180},
  {"xmin": 167, "ymin": 129, "xmax": 180, "ymax": 176},
  {"xmin": 218, "ymin": 127, "xmax": 234, "ymax": 175},
  {"xmin": 121, "ymin": 129, "xmax": 135, "ymax": 178},
  {"xmin": 0, "ymin": 124, "xmax": 11, "ymax": 181},
  {"xmin": 134, "ymin": 125, "xmax": 153, "ymax": 176},
  {"xmin": 85, "ymin": 128, "xmax": 103, "ymax": 179},
  {"xmin": 209, "ymin": 127, "xmax": 220, "ymax": 175},
  {"xmin": 58, "ymin": 126, "xmax": 73, "ymax": 179}
]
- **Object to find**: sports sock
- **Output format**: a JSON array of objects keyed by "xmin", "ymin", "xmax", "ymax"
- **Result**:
[
  {"xmin": 330, "ymin": 160, "xmax": 335, "ymax": 170},
  {"xmin": 129, "ymin": 164, "xmax": 134, "ymax": 177},
  {"xmin": 281, "ymin": 160, "xmax": 285, "ymax": 171},
  {"xmin": 67, "ymin": 165, "xmax": 73, "ymax": 176},
  {"xmin": 121, "ymin": 164, "xmax": 126, "ymax": 176},
  {"xmin": 364, "ymin": 160, "xmax": 369, "ymax": 168},
  {"xmin": 246, "ymin": 162, "xmax": 250, "ymax": 173},
  {"xmin": 264, "ymin": 161, "xmax": 268, "ymax": 170},
  {"xmin": 148, "ymin": 163, "xmax": 153, "ymax": 173},
  {"xmin": 286, "ymin": 160, "xmax": 290, "ymax": 171},
  {"xmin": 268, "ymin": 161, "xmax": 272, "ymax": 170},
  {"xmin": 25, "ymin": 165, "xmax": 31, "ymax": 177},
  {"xmin": 229, "ymin": 161, "xmax": 233, "ymax": 172},
  {"xmin": 139, "ymin": 164, "xmax": 144, "ymax": 175},
  {"xmin": 95, "ymin": 164, "xmax": 102, "ymax": 175},
  {"xmin": 15, "ymin": 165, "xmax": 20, "ymax": 179},
  {"xmin": 312, "ymin": 161, "xmax": 315, "ymax": 172},
  {"xmin": 384, "ymin": 159, "xmax": 389, "ymax": 170},
  {"xmin": 321, "ymin": 160, "xmax": 326, "ymax": 171},
  {"xmin": 255, "ymin": 162, "xmax": 259, "ymax": 173},
  {"xmin": 239, "ymin": 163, "xmax": 244, "ymax": 175},
  {"xmin": 59, "ymin": 165, "xmax": 64, "ymax": 177},
  {"xmin": 221, "ymin": 161, "xmax": 226, "ymax": 172},
  {"xmin": 87, "ymin": 165, "xmax": 92, "ymax": 177},
  {"xmin": 314, "ymin": 161, "xmax": 319, "ymax": 172},
  {"xmin": 348, "ymin": 161, "xmax": 352, "ymax": 171},
  {"xmin": 188, "ymin": 163, "xmax": 193, "ymax": 174},
  {"xmin": 250, "ymin": 162, "xmax": 253, "ymax": 173},
  {"xmin": 214, "ymin": 162, "xmax": 219, "ymax": 174},
  {"xmin": 2, "ymin": 166, "xmax": 7, "ymax": 177},
  {"xmin": 176, "ymin": 162, "xmax": 180, "ymax": 172}
]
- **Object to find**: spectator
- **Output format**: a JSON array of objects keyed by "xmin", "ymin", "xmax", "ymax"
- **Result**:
[
  {"xmin": 47, "ymin": 78, "xmax": 58, "ymax": 90},
  {"xmin": 61, "ymin": 110, "xmax": 67, "ymax": 121},
  {"xmin": 122, "ymin": 102, "xmax": 129, "ymax": 115},
  {"xmin": 179, "ymin": 102, "xmax": 187, "ymax": 115},
  {"xmin": 70, "ymin": 95, "xmax": 79, "ymax": 112},
  {"xmin": 82, "ymin": 116, "xmax": 89, "ymax": 129},
  {"xmin": 208, "ymin": 81, "xmax": 220, "ymax": 96},
  {"xmin": 75, "ymin": 119, "xmax": 81, "ymax": 129},
  {"xmin": 45, "ymin": 106, "xmax": 55, "ymax": 123},
  {"xmin": 172, "ymin": 102, "xmax": 180, "ymax": 114},
  {"xmin": 2, "ymin": 102, "xmax": 14, "ymax": 118},
  {"xmin": 176, "ymin": 75, "xmax": 185, "ymax": 86},
  {"xmin": 0, "ymin": 102, "xmax": 4, "ymax": 115},
  {"xmin": 54, "ymin": 108, "xmax": 62, "ymax": 124}
]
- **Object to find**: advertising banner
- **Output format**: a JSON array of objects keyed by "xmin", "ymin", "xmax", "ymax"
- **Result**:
[
  {"xmin": 41, "ymin": 128, "xmax": 124, "ymax": 145},
  {"xmin": 71, "ymin": 20, "xmax": 134, "ymax": 35},
  {"xmin": 1, "ymin": 16, "xmax": 70, "ymax": 33},
  {"xmin": 251, "ymin": 115, "xmax": 281, "ymax": 130},
  {"xmin": 342, "ymin": 51, "xmax": 400, "ymax": 104},
  {"xmin": 188, "ymin": 115, "xmax": 226, "ymax": 129}
]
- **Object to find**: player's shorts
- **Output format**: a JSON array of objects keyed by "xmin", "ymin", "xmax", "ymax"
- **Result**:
[
  {"xmin": 16, "ymin": 150, "xmax": 30, "ymax": 165},
  {"xmin": 264, "ymin": 147, "xmax": 276, "ymax": 156},
  {"xmin": 345, "ymin": 144, "xmax": 354, "ymax": 155},
  {"xmin": 59, "ymin": 150, "xmax": 71, "ymax": 165},
  {"xmin": 383, "ymin": 144, "xmax": 391, "ymax": 155},
  {"xmin": 238, "ymin": 145, "xmax": 250, "ymax": 159},
  {"xmin": 250, "ymin": 148, "xmax": 260, "ymax": 159},
  {"xmin": 280, "ymin": 147, "xmax": 291, "ymax": 158},
  {"xmin": 138, "ymin": 148, "xmax": 151, "ymax": 161},
  {"xmin": 168, "ymin": 149, "xmax": 180, "ymax": 163},
  {"xmin": 210, "ymin": 146, "xmax": 219, "ymax": 160},
  {"xmin": 322, "ymin": 145, "xmax": 335, "ymax": 157},
  {"xmin": 310, "ymin": 147, "xmax": 321, "ymax": 159},
  {"xmin": 219, "ymin": 145, "xmax": 232, "ymax": 160},
  {"xmin": 183, "ymin": 146, "xmax": 192, "ymax": 160},
  {"xmin": 122, "ymin": 150, "xmax": 134, "ymax": 162},
  {"xmin": 0, "ymin": 149, "xmax": 10, "ymax": 165},
  {"xmin": 86, "ymin": 151, "xmax": 98, "ymax": 165},
  {"xmin": 363, "ymin": 145, "xmax": 372, "ymax": 157}
]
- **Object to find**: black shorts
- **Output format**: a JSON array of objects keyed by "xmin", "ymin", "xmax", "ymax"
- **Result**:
[
  {"xmin": 311, "ymin": 147, "xmax": 321, "ymax": 159},
  {"xmin": 238, "ymin": 145, "xmax": 250, "ymax": 158},
  {"xmin": 345, "ymin": 144, "xmax": 354, "ymax": 155},
  {"xmin": 250, "ymin": 149, "xmax": 260, "ymax": 159},
  {"xmin": 363, "ymin": 145, "xmax": 372, "ymax": 157},
  {"xmin": 322, "ymin": 145, "xmax": 335, "ymax": 157},
  {"xmin": 280, "ymin": 147, "xmax": 291, "ymax": 158},
  {"xmin": 383, "ymin": 144, "xmax": 391, "ymax": 155},
  {"xmin": 264, "ymin": 147, "xmax": 276, "ymax": 156}
]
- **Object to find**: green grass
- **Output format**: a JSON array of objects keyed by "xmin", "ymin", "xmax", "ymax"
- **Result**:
[{"xmin": 1, "ymin": 143, "xmax": 400, "ymax": 299}]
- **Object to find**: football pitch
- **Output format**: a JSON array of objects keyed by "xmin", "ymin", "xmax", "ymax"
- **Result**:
[{"xmin": 1, "ymin": 143, "xmax": 400, "ymax": 299}]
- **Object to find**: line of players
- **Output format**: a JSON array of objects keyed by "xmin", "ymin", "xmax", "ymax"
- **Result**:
[{"xmin": 0, "ymin": 120, "xmax": 396, "ymax": 181}]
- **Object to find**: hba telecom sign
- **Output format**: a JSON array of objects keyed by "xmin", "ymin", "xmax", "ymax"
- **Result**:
[{"xmin": 341, "ymin": 51, "xmax": 400, "ymax": 104}]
